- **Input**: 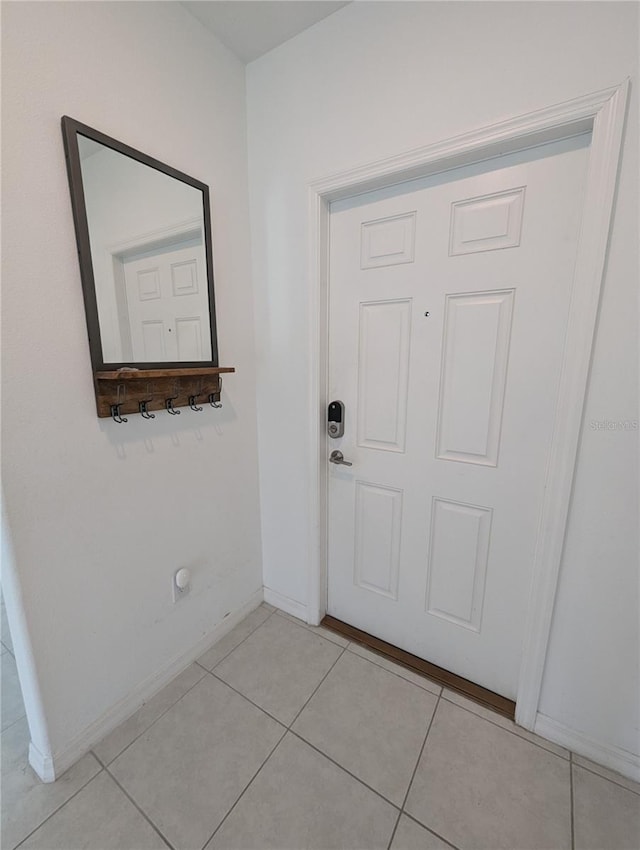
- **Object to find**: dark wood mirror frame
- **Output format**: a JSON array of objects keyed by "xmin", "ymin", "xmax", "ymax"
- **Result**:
[
  {"xmin": 62, "ymin": 116, "xmax": 234, "ymax": 421},
  {"xmin": 61, "ymin": 115, "xmax": 219, "ymax": 371}
]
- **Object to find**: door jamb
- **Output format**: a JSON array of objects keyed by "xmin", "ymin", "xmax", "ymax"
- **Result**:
[{"xmin": 307, "ymin": 81, "xmax": 629, "ymax": 730}]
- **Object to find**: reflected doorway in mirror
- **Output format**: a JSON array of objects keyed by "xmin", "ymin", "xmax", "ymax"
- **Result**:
[
  {"xmin": 62, "ymin": 116, "xmax": 218, "ymax": 371},
  {"xmin": 111, "ymin": 226, "xmax": 211, "ymax": 362}
]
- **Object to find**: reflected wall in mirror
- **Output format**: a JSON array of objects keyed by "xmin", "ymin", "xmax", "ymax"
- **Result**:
[{"xmin": 62, "ymin": 117, "xmax": 218, "ymax": 369}]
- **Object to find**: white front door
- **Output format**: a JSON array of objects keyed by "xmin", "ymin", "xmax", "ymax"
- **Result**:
[
  {"xmin": 327, "ymin": 135, "xmax": 590, "ymax": 700},
  {"xmin": 123, "ymin": 238, "xmax": 211, "ymax": 362}
]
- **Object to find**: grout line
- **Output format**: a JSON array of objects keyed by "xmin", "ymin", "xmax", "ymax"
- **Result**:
[
  {"xmin": 209, "ymin": 670, "xmax": 288, "ymax": 729},
  {"xmin": 202, "ymin": 644, "xmax": 350, "ymax": 845},
  {"xmin": 99, "ymin": 667, "xmax": 209, "ymax": 767},
  {"xmin": 21, "ymin": 605, "xmax": 526, "ymax": 850},
  {"xmin": 288, "ymin": 729, "xmax": 402, "ymax": 812},
  {"xmin": 210, "ymin": 640, "xmax": 347, "ymax": 732},
  {"xmin": 91, "ymin": 749, "xmax": 106, "ymax": 769},
  {"xmin": 287, "ymin": 645, "xmax": 348, "ymax": 729},
  {"xmin": 570, "ymin": 754, "xmax": 575, "ymax": 850},
  {"xmin": 392, "ymin": 698, "xmax": 463, "ymax": 850},
  {"xmin": 571, "ymin": 760, "xmax": 640, "ymax": 797},
  {"xmin": 346, "ymin": 642, "xmax": 442, "ymax": 696},
  {"xmin": 274, "ymin": 609, "xmax": 349, "ymax": 648},
  {"xmin": 13, "ymin": 766, "xmax": 106, "ymax": 850},
  {"xmin": 207, "ymin": 640, "xmax": 448, "ymax": 837},
  {"xmin": 400, "ymin": 692, "xmax": 441, "ymax": 811},
  {"xmin": 201, "ymin": 725, "xmax": 288, "ymax": 848},
  {"xmin": 401, "ymin": 811, "xmax": 462, "ymax": 850},
  {"xmin": 1, "ymin": 639, "xmax": 15, "ymax": 659},
  {"xmin": 209, "ymin": 638, "xmax": 403, "ymax": 814},
  {"xmin": 385, "ymin": 810, "xmax": 403, "ymax": 850},
  {"xmin": 345, "ymin": 639, "xmax": 438, "ymax": 685},
  {"xmin": 212, "ymin": 644, "xmax": 404, "ymax": 813},
  {"xmin": 105, "ymin": 765, "xmax": 176, "ymax": 850},
  {"xmin": 204, "ymin": 606, "xmax": 278, "ymax": 672},
  {"xmin": 1, "ymin": 712, "xmax": 27, "ymax": 736},
  {"xmin": 272, "ymin": 609, "xmax": 347, "ymax": 651},
  {"xmin": 440, "ymin": 692, "xmax": 570, "ymax": 760},
  {"xmin": 78, "ymin": 606, "xmax": 277, "ymax": 771}
]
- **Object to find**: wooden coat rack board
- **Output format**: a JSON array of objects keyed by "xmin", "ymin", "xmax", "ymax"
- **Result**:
[{"xmin": 94, "ymin": 367, "xmax": 235, "ymax": 421}]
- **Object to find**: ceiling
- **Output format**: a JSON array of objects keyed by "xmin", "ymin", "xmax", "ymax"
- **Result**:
[{"xmin": 182, "ymin": 1, "xmax": 350, "ymax": 63}]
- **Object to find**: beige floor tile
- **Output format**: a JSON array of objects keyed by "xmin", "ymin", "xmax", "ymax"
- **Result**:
[
  {"xmin": 93, "ymin": 663, "xmax": 206, "ymax": 765},
  {"xmin": 391, "ymin": 814, "xmax": 455, "ymax": 850},
  {"xmin": 206, "ymin": 732, "xmax": 398, "ymax": 850},
  {"xmin": 110, "ymin": 674, "xmax": 284, "ymax": 850},
  {"xmin": 197, "ymin": 604, "xmax": 273, "ymax": 670},
  {"xmin": 2, "ymin": 652, "xmax": 25, "ymax": 731},
  {"xmin": 214, "ymin": 614, "xmax": 343, "ymax": 725},
  {"xmin": 348, "ymin": 642, "xmax": 442, "ymax": 695},
  {"xmin": 19, "ymin": 771, "xmax": 168, "ymax": 849},
  {"xmin": 573, "ymin": 764, "xmax": 640, "ymax": 850},
  {"xmin": 1, "ymin": 717, "xmax": 101, "ymax": 850},
  {"xmin": 275, "ymin": 610, "xmax": 349, "ymax": 647},
  {"xmin": 573, "ymin": 754, "xmax": 640, "ymax": 796},
  {"xmin": 442, "ymin": 688, "xmax": 570, "ymax": 758},
  {"xmin": 406, "ymin": 699, "xmax": 571, "ymax": 850},
  {"xmin": 293, "ymin": 651, "xmax": 437, "ymax": 805}
]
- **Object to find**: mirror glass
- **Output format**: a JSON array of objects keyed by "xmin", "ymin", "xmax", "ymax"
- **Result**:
[{"xmin": 63, "ymin": 118, "xmax": 216, "ymax": 368}]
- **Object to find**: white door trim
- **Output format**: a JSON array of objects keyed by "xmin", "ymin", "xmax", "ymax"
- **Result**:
[
  {"xmin": 306, "ymin": 81, "xmax": 629, "ymax": 729},
  {"xmin": 106, "ymin": 216, "xmax": 204, "ymax": 259}
]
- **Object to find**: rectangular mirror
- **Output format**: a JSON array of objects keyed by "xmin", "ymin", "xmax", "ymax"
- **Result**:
[{"xmin": 62, "ymin": 117, "xmax": 218, "ymax": 370}]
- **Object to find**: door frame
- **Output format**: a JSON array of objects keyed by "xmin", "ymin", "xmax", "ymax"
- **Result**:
[{"xmin": 306, "ymin": 81, "xmax": 629, "ymax": 730}]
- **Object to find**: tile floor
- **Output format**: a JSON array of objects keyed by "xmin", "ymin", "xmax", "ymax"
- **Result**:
[{"xmin": 2, "ymin": 602, "xmax": 639, "ymax": 850}]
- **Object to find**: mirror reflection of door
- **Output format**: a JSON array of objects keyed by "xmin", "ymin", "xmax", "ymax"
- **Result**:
[
  {"xmin": 115, "ymin": 232, "xmax": 210, "ymax": 362},
  {"xmin": 77, "ymin": 133, "xmax": 212, "ymax": 363}
]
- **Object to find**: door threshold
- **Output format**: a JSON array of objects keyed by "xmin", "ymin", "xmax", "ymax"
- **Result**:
[{"xmin": 321, "ymin": 615, "xmax": 516, "ymax": 721}]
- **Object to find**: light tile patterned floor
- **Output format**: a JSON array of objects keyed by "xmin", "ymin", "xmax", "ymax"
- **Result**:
[{"xmin": 2, "ymin": 603, "xmax": 639, "ymax": 850}]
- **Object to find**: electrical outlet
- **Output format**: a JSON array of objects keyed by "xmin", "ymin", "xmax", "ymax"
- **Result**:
[{"xmin": 172, "ymin": 568, "xmax": 191, "ymax": 603}]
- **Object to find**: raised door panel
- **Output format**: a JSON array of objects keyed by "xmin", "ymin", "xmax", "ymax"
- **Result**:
[
  {"xmin": 354, "ymin": 481, "xmax": 403, "ymax": 601},
  {"xmin": 175, "ymin": 317, "xmax": 203, "ymax": 361},
  {"xmin": 357, "ymin": 299, "xmax": 412, "ymax": 453},
  {"xmin": 450, "ymin": 188, "xmax": 525, "ymax": 256},
  {"xmin": 141, "ymin": 320, "xmax": 166, "ymax": 361},
  {"xmin": 436, "ymin": 290, "xmax": 515, "ymax": 466},
  {"xmin": 136, "ymin": 267, "xmax": 161, "ymax": 301},
  {"xmin": 361, "ymin": 212, "xmax": 417, "ymax": 269},
  {"xmin": 425, "ymin": 497, "xmax": 492, "ymax": 632},
  {"xmin": 171, "ymin": 258, "xmax": 200, "ymax": 297}
]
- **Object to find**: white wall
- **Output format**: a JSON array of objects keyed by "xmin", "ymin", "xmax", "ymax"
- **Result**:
[
  {"xmin": 1, "ymin": 1, "xmax": 262, "ymax": 767},
  {"xmin": 246, "ymin": 2, "xmax": 639, "ymax": 761}
]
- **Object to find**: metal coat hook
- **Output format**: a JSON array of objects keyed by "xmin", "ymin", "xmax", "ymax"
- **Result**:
[
  {"xmin": 139, "ymin": 383, "xmax": 156, "ymax": 419},
  {"xmin": 165, "ymin": 383, "xmax": 181, "ymax": 415},
  {"xmin": 139, "ymin": 400, "xmax": 155, "ymax": 419},
  {"xmin": 189, "ymin": 380, "xmax": 204, "ymax": 412},
  {"xmin": 208, "ymin": 378, "xmax": 223, "ymax": 408},
  {"xmin": 110, "ymin": 404, "xmax": 128, "ymax": 424},
  {"xmin": 111, "ymin": 383, "xmax": 128, "ymax": 423}
]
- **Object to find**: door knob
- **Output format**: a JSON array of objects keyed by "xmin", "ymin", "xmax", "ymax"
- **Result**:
[{"xmin": 329, "ymin": 450, "xmax": 352, "ymax": 467}]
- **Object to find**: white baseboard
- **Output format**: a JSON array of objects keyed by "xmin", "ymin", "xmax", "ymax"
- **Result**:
[
  {"xmin": 535, "ymin": 713, "xmax": 640, "ymax": 783},
  {"xmin": 263, "ymin": 587, "xmax": 308, "ymax": 622},
  {"xmin": 28, "ymin": 741, "xmax": 56, "ymax": 783},
  {"xmin": 37, "ymin": 589, "xmax": 264, "ymax": 781}
]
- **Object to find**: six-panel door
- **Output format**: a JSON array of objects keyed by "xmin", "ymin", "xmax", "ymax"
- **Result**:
[{"xmin": 327, "ymin": 135, "xmax": 590, "ymax": 699}]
